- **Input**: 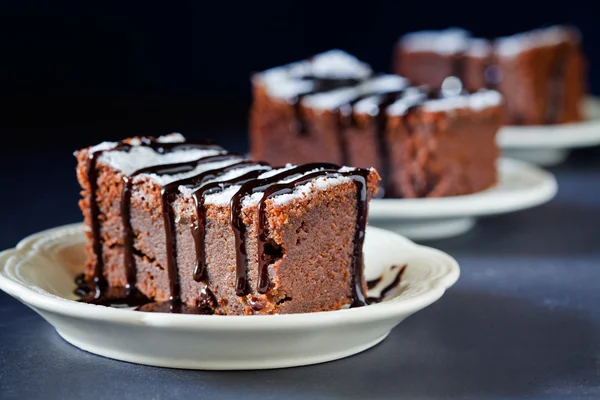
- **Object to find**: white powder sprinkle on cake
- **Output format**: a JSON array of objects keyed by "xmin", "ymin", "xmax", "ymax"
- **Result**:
[
  {"xmin": 495, "ymin": 25, "xmax": 575, "ymax": 58},
  {"xmin": 399, "ymin": 28, "xmax": 470, "ymax": 55},
  {"xmin": 257, "ymin": 49, "xmax": 372, "ymax": 100}
]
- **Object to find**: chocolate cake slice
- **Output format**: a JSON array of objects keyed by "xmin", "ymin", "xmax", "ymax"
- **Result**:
[
  {"xmin": 74, "ymin": 133, "xmax": 380, "ymax": 315},
  {"xmin": 352, "ymin": 86, "xmax": 502, "ymax": 197},
  {"xmin": 394, "ymin": 25, "xmax": 586, "ymax": 125},
  {"xmin": 250, "ymin": 50, "xmax": 503, "ymax": 198}
]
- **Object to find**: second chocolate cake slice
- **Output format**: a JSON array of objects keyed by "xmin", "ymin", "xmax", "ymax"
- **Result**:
[
  {"xmin": 74, "ymin": 134, "xmax": 380, "ymax": 315},
  {"xmin": 250, "ymin": 50, "xmax": 503, "ymax": 198},
  {"xmin": 394, "ymin": 25, "xmax": 586, "ymax": 125}
]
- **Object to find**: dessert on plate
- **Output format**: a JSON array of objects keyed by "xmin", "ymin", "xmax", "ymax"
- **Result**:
[
  {"xmin": 74, "ymin": 133, "xmax": 380, "ymax": 315},
  {"xmin": 250, "ymin": 50, "xmax": 503, "ymax": 198},
  {"xmin": 394, "ymin": 25, "xmax": 586, "ymax": 125}
]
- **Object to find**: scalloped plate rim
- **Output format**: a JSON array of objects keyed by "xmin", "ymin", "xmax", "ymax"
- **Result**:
[
  {"xmin": 369, "ymin": 158, "xmax": 557, "ymax": 219},
  {"xmin": 498, "ymin": 96, "xmax": 600, "ymax": 149},
  {"xmin": 0, "ymin": 223, "xmax": 460, "ymax": 330}
]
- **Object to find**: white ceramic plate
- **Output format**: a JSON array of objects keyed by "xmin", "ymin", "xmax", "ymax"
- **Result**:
[
  {"xmin": 0, "ymin": 223, "xmax": 458, "ymax": 370},
  {"xmin": 369, "ymin": 158, "xmax": 557, "ymax": 240},
  {"xmin": 497, "ymin": 96, "xmax": 600, "ymax": 166}
]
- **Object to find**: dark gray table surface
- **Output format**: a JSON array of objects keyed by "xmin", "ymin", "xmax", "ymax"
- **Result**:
[{"xmin": 1, "ymin": 142, "xmax": 599, "ymax": 400}]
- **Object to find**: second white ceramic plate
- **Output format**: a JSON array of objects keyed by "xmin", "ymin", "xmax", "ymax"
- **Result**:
[
  {"xmin": 0, "ymin": 223, "xmax": 458, "ymax": 370},
  {"xmin": 497, "ymin": 96, "xmax": 600, "ymax": 166},
  {"xmin": 369, "ymin": 158, "xmax": 557, "ymax": 240}
]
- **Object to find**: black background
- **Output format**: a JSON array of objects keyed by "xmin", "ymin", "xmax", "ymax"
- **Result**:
[
  {"xmin": 0, "ymin": 0, "xmax": 598, "ymax": 151},
  {"xmin": 2, "ymin": 3, "xmax": 600, "ymax": 397}
]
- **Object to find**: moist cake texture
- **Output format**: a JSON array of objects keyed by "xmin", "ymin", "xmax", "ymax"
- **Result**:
[
  {"xmin": 394, "ymin": 25, "xmax": 586, "ymax": 125},
  {"xmin": 74, "ymin": 134, "xmax": 380, "ymax": 315},
  {"xmin": 250, "ymin": 50, "xmax": 503, "ymax": 198}
]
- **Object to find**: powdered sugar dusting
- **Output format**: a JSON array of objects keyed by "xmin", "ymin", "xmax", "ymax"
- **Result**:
[
  {"xmin": 205, "ymin": 185, "xmax": 245, "ymax": 206},
  {"xmin": 257, "ymin": 51, "xmax": 410, "ymax": 111},
  {"xmin": 100, "ymin": 146, "xmax": 221, "ymax": 176},
  {"xmin": 353, "ymin": 94, "xmax": 381, "ymax": 115},
  {"xmin": 468, "ymin": 90, "xmax": 503, "ymax": 110},
  {"xmin": 302, "ymin": 87, "xmax": 361, "ymax": 110},
  {"xmin": 386, "ymin": 88, "xmax": 427, "ymax": 116},
  {"xmin": 349, "ymin": 80, "xmax": 502, "ymax": 116},
  {"xmin": 310, "ymin": 49, "xmax": 372, "ymax": 78},
  {"xmin": 185, "ymin": 167, "xmax": 363, "ymax": 207},
  {"xmin": 258, "ymin": 68, "xmax": 315, "ymax": 98},
  {"xmin": 89, "ymin": 141, "xmax": 117, "ymax": 153},
  {"xmin": 467, "ymin": 38, "xmax": 492, "ymax": 58},
  {"xmin": 496, "ymin": 25, "xmax": 574, "ymax": 58},
  {"xmin": 423, "ymin": 95, "xmax": 470, "ymax": 112},
  {"xmin": 400, "ymin": 28, "xmax": 470, "ymax": 55},
  {"xmin": 91, "ymin": 131, "xmax": 187, "ymax": 154},
  {"xmin": 238, "ymin": 166, "xmax": 362, "ymax": 208},
  {"xmin": 202, "ymin": 165, "xmax": 297, "ymax": 206},
  {"xmin": 240, "ymin": 174, "xmax": 353, "ymax": 208},
  {"xmin": 94, "ymin": 133, "xmax": 224, "ymax": 176},
  {"xmin": 401, "ymin": 25, "xmax": 577, "ymax": 59},
  {"xmin": 178, "ymin": 165, "xmax": 271, "ymax": 197},
  {"xmin": 143, "ymin": 159, "xmax": 241, "ymax": 187},
  {"xmin": 258, "ymin": 164, "xmax": 296, "ymax": 179},
  {"xmin": 156, "ymin": 133, "xmax": 186, "ymax": 143},
  {"xmin": 302, "ymin": 74, "xmax": 408, "ymax": 111},
  {"xmin": 92, "ymin": 133, "xmax": 367, "ymax": 209},
  {"xmin": 271, "ymin": 175, "xmax": 353, "ymax": 205},
  {"xmin": 258, "ymin": 49, "xmax": 372, "ymax": 100},
  {"xmin": 423, "ymin": 89, "xmax": 502, "ymax": 112},
  {"xmin": 241, "ymin": 192, "xmax": 265, "ymax": 208},
  {"xmin": 361, "ymin": 74, "xmax": 408, "ymax": 93}
]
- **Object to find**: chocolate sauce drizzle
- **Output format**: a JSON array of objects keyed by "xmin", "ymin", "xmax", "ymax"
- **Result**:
[
  {"xmin": 191, "ymin": 168, "xmax": 269, "ymax": 282},
  {"xmin": 366, "ymin": 276, "xmax": 381, "ymax": 290},
  {"xmin": 79, "ymin": 137, "xmax": 223, "ymax": 307},
  {"xmin": 230, "ymin": 162, "xmax": 339, "ymax": 296},
  {"xmin": 293, "ymin": 76, "xmax": 363, "ymax": 136},
  {"xmin": 154, "ymin": 155, "xmax": 249, "ymax": 307},
  {"xmin": 347, "ymin": 88, "xmax": 422, "ymax": 198},
  {"xmin": 373, "ymin": 90, "xmax": 407, "ymax": 197},
  {"xmin": 255, "ymin": 167, "xmax": 371, "ymax": 306},
  {"xmin": 79, "ymin": 136, "xmax": 373, "ymax": 312},
  {"xmin": 85, "ymin": 142, "xmax": 131, "ymax": 301},
  {"xmin": 121, "ymin": 153, "xmax": 229, "ymax": 296},
  {"xmin": 287, "ymin": 73, "xmax": 433, "ymax": 198},
  {"xmin": 366, "ymin": 264, "xmax": 407, "ymax": 303}
]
